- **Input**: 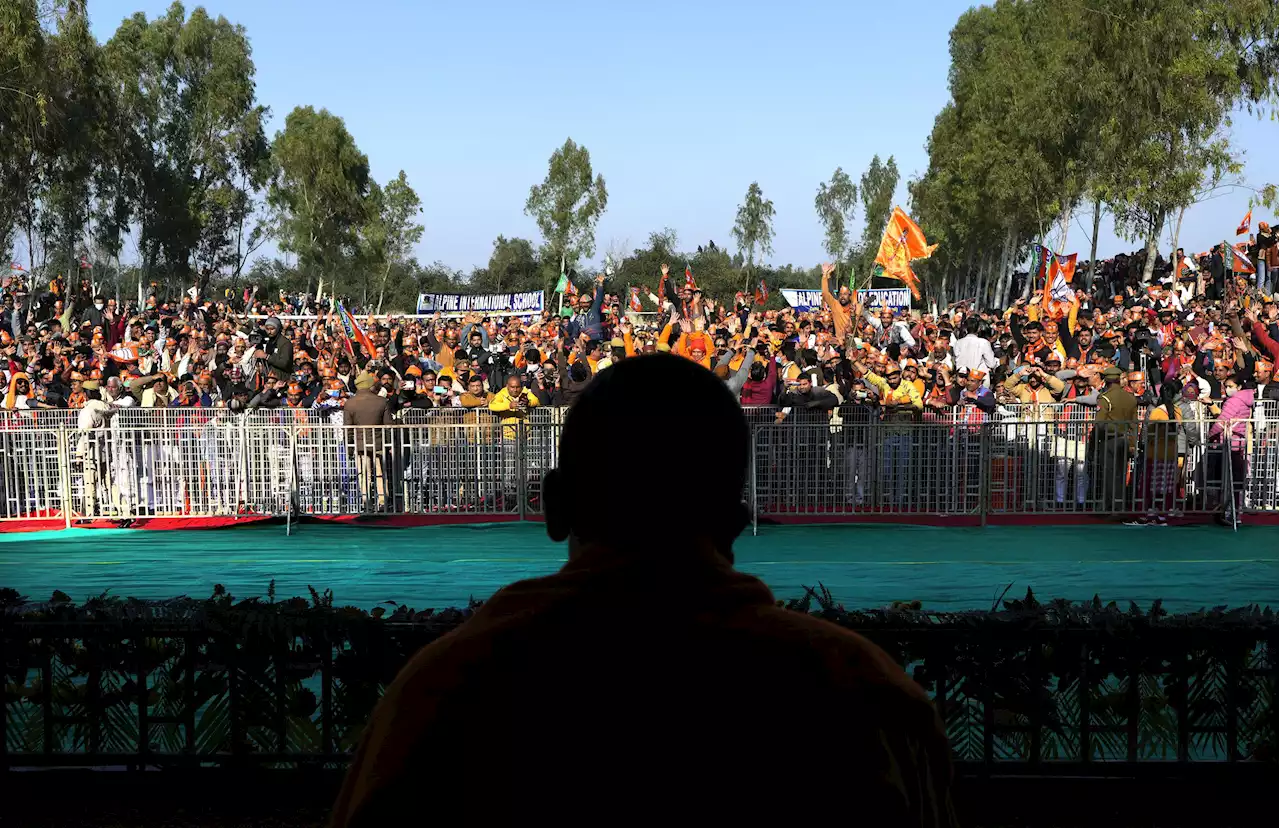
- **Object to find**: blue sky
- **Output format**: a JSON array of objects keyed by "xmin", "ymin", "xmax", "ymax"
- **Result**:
[{"xmin": 89, "ymin": 0, "xmax": 1279, "ymax": 271}]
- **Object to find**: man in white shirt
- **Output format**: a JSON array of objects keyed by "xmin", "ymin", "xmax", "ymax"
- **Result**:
[{"xmin": 952, "ymin": 318, "xmax": 997, "ymax": 387}]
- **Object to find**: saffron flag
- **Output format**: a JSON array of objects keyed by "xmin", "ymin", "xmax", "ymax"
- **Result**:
[
  {"xmin": 1048, "ymin": 253, "xmax": 1076, "ymax": 302},
  {"xmin": 873, "ymin": 206, "xmax": 936, "ymax": 300},
  {"xmin": 628, "ymin": 286, "xmax": 642, "ymax": 312},
  {"xmin": 684, "ymin": 265, "xmax": 697, "ymax": 291},
  {"xmin": 754, "ymin": 279, "xmax": 769, "ymax": 306},
  {"xmin": 1228, "ymin": 242, "xmax": 1256, "ymax": 275},
  {"xmin": 10, "ymin": 262, "xmax": 25, "ymax": 272},
  {"xmin": 1237, "ymin": 209, "xmax": 1252, "ymax": 236},
  {"xmin": 563, "ymin": 278, "xmax": 578, "ymax": 297},
  {"xmin": 338, "ymin": 302, "xmax": 376, "ymax": 356}
]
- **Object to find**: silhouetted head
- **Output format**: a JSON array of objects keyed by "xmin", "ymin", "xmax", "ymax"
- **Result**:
[{"xmin": 544, "ymin": 354, "xmax": 749, "ymax": 561}]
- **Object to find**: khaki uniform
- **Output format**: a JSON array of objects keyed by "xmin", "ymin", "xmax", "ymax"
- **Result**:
[{"xmin": 1093, "ymin": 383, "xmax": 1139, "ymax": 508}]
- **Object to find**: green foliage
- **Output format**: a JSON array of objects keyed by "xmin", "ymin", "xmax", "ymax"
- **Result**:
[
  {"xmin": 524, "ymin": 138, "xmax": 608, "ymax": 272},
  {"xmin": 362, "ymin": 170, "xmax": 424, "ymax": 312},
  {"xmin": 912, "ymin": 0, "xmax": 1279, "ymax": 300},
  {"xmin": 469, "ymin": 235, "xmax": 543, "ymax": 294},
  {"xmin": 851, "ymin": 155, "xmax": 899, "ymax": 280},
  {"xmin": 268, "ymin": 105, "xmax": 371, "ymax": 290},
  {"xmin": 814, "ymin": 167, "xmax": 857, "ymax": 264},
  {"xmin": 1, "ymin": 584, "xmax": 1273, "ymax": 765},
  {"xmin": 104, "ymin": 2, "xmax": 271, "ymax": 292},
  {"xmin": 731, "ymin": 181, "xmax": 776, "ymax": 292}
]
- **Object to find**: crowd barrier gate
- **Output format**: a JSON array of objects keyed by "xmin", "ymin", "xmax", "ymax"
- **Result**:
[{"xmin": 1, "ymin": 404, "xmax": 1276, "ymax": 530}]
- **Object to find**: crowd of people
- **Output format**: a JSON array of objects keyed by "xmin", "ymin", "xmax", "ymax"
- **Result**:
[{"xmin": 2, "ymin": 231, "xmax": 1277, "ymax": 521}]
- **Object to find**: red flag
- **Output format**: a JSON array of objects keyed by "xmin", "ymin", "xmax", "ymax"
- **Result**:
[
  {"xmin": 628, "ymin": 287, "xmax": 642, "ymax": 312},
  {"xmin": 10, "ymin": 262, "xmax": 25, "ymax": 272},
  {"xmin": 684, "ymin": 265, "xmax": 697, "ymax": 291},
  {"xmin": 754, "ymin": 279, "xmax": 769, "ymax": 306},
  {"xmin": 78, "ymin": 254, "xmax": 90, "ymax": 270},
  {"xmin": 1237, "ymin": 209, "xmax": 1252, "ymax": 236}
]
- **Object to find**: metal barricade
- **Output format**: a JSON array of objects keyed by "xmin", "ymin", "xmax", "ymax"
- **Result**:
[
  {"xmin": 0, "ymin": 405, "xmax": 1277, "ymax": 527},
  {"xmin": 0, "ymin": 427, "xmax": 68, "ymax": 521},
  {"xmin": 752, "ymin": 420, "xmax": 981, "ymax": 516},
  {"xmin": 83, "ymin": 418, "xmax": 240, "ymax": 520}
]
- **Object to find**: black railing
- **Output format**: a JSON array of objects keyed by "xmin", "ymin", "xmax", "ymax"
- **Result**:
[{"xmin": 2, "ymin": 588, "xmax": 1274, "ymax": 773}]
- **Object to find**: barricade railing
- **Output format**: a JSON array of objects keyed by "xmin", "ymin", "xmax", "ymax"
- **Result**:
[
  {"xmin": 0, "ymin": 410, "xmax": 1276, "ymax": 525},
  {"xmin": 750, "ymin": 416, "xmax": 1273, "ymax": 525}
]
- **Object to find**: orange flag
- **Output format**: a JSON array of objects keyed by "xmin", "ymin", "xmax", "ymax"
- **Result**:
[
  {"xmin": 1237, "ymin": 209, "xmax": 1252, "ymax": 236},
  {"xmin": 873, "ymin": 206, "xmax": 937, "ymax": 299}
]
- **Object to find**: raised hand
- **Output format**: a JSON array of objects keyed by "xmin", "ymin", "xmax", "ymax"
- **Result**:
[
  {"xmin": 821, "ymin": 262, "xmax": 835, "ymax": 279},
  {"xmin": 660, "ymin": 263, "xmax": 670, "ymax": 277}
]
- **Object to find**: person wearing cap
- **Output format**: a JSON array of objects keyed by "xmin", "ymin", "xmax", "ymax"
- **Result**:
[
  {"xmin": 1092, "ymin": 364, "xmax": 1138, "ymax": 509},
  {"xmin": 344, "ymin": 371, "xmax": 393, "ymax": 511},
  {"xmin": 949, "ymin": 368, "xmax": 996, "ymax": 415},
  {"xmin": 256, "ymin": 316, "xmax": 293, "ymax": 382}
]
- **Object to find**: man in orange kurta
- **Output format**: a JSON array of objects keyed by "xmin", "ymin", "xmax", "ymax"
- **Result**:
[{"xmin": 331, "ymin": 355, "xmax": 956, "ymax": 827}]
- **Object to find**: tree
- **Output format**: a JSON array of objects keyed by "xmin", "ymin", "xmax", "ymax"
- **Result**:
[
  {"xmin": 103, "ymin": 2, "xmax": 270, "ymax": 294},
  {"xmin": 814, "ymin": 167, "xmax": 857, "ymax": 267},
  {"xmin": 852, "ymin": 155, "xmax": 899, "ymax": 281},
  {"xmin": 268, "ymin": 105, "xmax": 371, "ymax": 294},
  {"xmin": 471, "ymin": 235, "xmax": 540, "ymax": 294},
  {"xmin": 0, "ymin": 0, "xmax": 49, "ymax": 268},
  {"xmin": 363, "ymin": 170, "xmax": 423, "ymax": 312},
  {"xmin": 524, "ymin": 138, "xmax": 608, "ymax": 276},
  {"xmin": 731, "ymin": 181, "xmax": 775, "ymax": 291}
]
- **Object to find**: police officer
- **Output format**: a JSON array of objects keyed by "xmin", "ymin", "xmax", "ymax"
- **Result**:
[{"xmin": 1093, "ymin": 365, "xmax": 1138, "ymax": 509}]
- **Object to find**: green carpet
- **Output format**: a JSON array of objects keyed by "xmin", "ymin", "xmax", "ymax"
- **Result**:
[{"xmin": 1, "ymin": 523, "xmax": 1275, "ymax": 612}]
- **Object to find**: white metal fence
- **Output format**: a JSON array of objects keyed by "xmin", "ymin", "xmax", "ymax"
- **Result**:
[{"xmin": 0, "ymin": 404, "xmax": 1276, "ymax": 526}]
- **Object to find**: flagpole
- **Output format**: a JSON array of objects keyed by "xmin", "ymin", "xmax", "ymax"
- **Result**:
[{"xmin": 864, "ymin": 213, "xmax": 901, "ymax": 293}]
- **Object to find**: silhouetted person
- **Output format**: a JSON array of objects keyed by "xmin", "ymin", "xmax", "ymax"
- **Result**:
[{"xmin": 331, "ymin": 354, "xmax": 955, "ymax": 827}]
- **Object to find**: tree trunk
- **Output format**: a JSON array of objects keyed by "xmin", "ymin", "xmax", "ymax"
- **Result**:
[
  {"xmin": 1022, "ymin": 237, "xmax": 1042, "ymax": 302},
  {"xmin": 1057, "ymin": 199, "xmax": 1072, "ymax": 254},
  {"xmin": 1087, "ymin": 198, "xmax": 1102, "ymax": 290},
  {"xmin": 1168, "ymin": 205, "xmax": 1186, "ymax": 285},
  {"xmin": 1141, "ymin": 211, "xmax": 1164, "ymax": 284},
  {"xmin": 995, "ymin": 229, "xmax": 1015, "ymax": 309},
  {"xmin": 978, "ymin": 249, "xmax": 994, "ymax": 306},
  {"xmin": 376, "ymin": 260, "xmax": 392, "ymax": 314}
]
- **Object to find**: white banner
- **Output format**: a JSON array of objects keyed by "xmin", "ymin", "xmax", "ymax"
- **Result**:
[
  {"xmin": 856, "ymin": 288, "xmax": 911, "ymax": 311},
  {"xmin": 779, "ymin": 289, "xmax": 824, "ymax": 311},
  {"xmin": 779, "ymin": 287, "xmax": 911, "ymax": 312},
  {"xmin": 416, "ymin": 291, "xmax": 544, "ymax": 315}
]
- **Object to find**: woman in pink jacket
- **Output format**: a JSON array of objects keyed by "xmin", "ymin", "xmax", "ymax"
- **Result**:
[{"xmin": 1207, "ymin": 377, "xmax": 1255, "ymax": 513}]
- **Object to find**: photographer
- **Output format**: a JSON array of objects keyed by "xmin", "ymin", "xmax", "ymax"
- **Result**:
[{"xmin": 253, "ymin": 317, "xmax": 293, "ymax": 383}]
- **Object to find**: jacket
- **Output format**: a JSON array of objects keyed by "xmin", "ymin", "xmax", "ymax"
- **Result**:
[
  {"xmin": 343, "ymin": 389, "xmax": 394, "ymax": 453},
  {"xmin": 489, "ymin": 387, "xmax": 540, "ymax": 439},
  {"xmin": 330, "ymin": 542, "xmax": 955, "ymax": 827},
  {"xmin": 567, "ymin": 281, "xmax": 605, "ymax": 342},
  {"xmin": 1095, "ymin": 383, "xmax": 1139, "ymax": 450},
  {"xmin": 739, "ymin": 356, "xmax": 777, "ymax": 406},
  {"xmin": 1209, "ymin": 388, "xmax": 1255, "ymax": 451}
]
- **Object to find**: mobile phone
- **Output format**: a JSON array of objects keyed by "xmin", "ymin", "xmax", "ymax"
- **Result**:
[
  {"xmin": 434, "ymin": 385, "xmax": 447, "ymax": 395},
  {"xmin": 404, "ymin": 380, "xmax": 416, "ymax": 391}
]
